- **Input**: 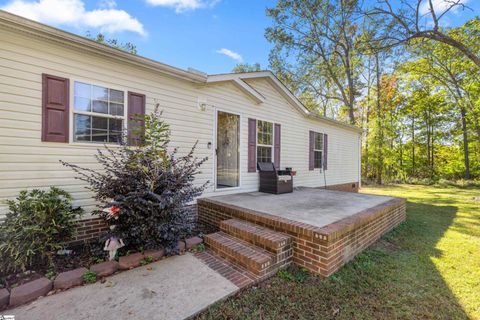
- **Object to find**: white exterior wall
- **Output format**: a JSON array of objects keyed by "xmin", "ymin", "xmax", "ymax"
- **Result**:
[{"xmin": 0, "ymin": 28, "xmax": 361, "ymax": 219}]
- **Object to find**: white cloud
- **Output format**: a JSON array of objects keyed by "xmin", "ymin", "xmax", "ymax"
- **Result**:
[
  {"xmin": 98, "ymin": 0, "xmax": 116, "ymax": 9},
  {"xmin": 145, "ymin": 0, "xmax": 220, "ymax": 13},
  {"xmin": 216, "ymin": 48, "xmax": 242, "ymax": 61},
  {"xmin": 419, "ymin": 0, "xmax": 469, "ymax": 16},
  {"xmin": 2, "ymin": 0, "xmax": 146, "ymax": 35}
]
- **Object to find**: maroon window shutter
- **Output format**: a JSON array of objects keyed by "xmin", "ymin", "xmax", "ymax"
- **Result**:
[
  {"xmin": 309, "ymin": 130, "xmax": 315, "ymax": 170},
  {"xmin": 323, "ymin": 133, "xmax": 328, "ymax": 170},
  {"xmin": 42, "ymin": 74, "xmax": 69, "ymax": 143},
  {"xmin": 127, "ymin": 91, "xmax": 146, "ymax": 146},
  {"xmin": 274, "ymin": 123, "xmax": 281, "ymax": 169},
  {"xmin": 248, "ymin": 118, "xmax": 257, "ymax": 172}
]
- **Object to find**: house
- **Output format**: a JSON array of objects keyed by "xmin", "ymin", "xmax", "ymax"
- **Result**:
[{"xmin": 0, "ymin": 11, "xmax": 362, "ymax": 243}]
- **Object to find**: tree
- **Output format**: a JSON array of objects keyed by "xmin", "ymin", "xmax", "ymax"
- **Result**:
[
  {"xmin": 232, "ymin": 63, "xmax": 262, "ymax": 73},
  {"xmin": 401, "ymin": 38, "xmax": 473, "ymax": 179},
  {"xmin": 266, "ymin": 0, "xmax": 364, "ymax": 124},
  {"xmin": 365, "ymin": 0, "xmax": 480, "ymax": 68},
  {"xmin": 357, "ymin": 16, "xmax": 480, "ymax": 182},
  {"xmin": 86, "ymin": 32, "xmax": 137, "ymax": 54}
]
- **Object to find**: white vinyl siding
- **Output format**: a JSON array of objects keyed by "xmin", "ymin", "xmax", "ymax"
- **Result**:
[{"xmin": 0, "ymin": 27, "xmax": 361, "ymax": 219}]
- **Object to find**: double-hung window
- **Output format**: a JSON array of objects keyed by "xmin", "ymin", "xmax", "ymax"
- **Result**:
[
  {"xmin": 314, "ymin": 132, "xmax": 324, "ymax": 169},
  {"xmin": 257, "ymin": 120, "xmax": 274, "ymax": 163},
  {"xmin": 73, "ymin": 81, "xmax": 125, "ymax": 143}
]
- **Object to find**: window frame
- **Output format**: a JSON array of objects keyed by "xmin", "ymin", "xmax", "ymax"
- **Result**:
[
  {"xmin": 69, "ymin": 78, "xmax": 127, "ymax": 145},
  {"xmin": 313, "ymin": 132, "xmax": 324, "ymax": 169},
  {"xmin": 256, "ymin": 119, "xmax": 275, "ymax": 165}
]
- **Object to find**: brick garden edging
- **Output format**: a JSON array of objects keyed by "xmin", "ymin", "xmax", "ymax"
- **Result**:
[
  {"xmin": 198, "ymin": 196, "xmax": 406, "ymax": 277},
  {"xmin": 53, "ymin": 267, "xmax": 88, "ymax": 290},
  {"xmin": 9, "ymin": 277, "xmax": 53, "ymax": 307},
  {"xmin": 0, "ymin": 237, "xmax": 202, "ymax": 311}
]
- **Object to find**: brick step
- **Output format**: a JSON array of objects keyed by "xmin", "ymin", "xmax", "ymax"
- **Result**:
[
  {"xmin": 220, "ymin": 219, "xmax": 291, "ymax": 254},
  {"xmin": 204, "ymin": 232, "xmax": 274, "ymax": 276}
]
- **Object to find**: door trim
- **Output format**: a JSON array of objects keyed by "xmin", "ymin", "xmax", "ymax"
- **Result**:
[{"xmin": 213, "ymin": 108, "xmax": 242, "ymax": 191}]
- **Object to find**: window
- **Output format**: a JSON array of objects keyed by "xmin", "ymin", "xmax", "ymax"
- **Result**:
[
  {"xmin": 257, "ymin": 120, "xmax": 273, "ymax": 163},
  {"xmin": 314, "ymin": 132, "xmax": 324, "ymax": 169},
  {"xmin": 73, "ymin": 81, "xmax": 125, "ymax": 143}
]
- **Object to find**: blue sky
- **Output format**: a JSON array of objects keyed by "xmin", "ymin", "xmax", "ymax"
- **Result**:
[{"xmin": 1, "ymin": 0, "xmax": 478, "ymax": 74}]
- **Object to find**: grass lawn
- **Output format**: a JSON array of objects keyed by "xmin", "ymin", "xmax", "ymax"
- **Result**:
[{"xmin": 195, "ymin": 184, "xmax": 480, "ymax": 320}]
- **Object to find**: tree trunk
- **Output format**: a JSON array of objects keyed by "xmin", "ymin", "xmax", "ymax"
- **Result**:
[
  {"xmin": 460, "ymin": 106, "xmax": 470, "ymax": 179},
  {"xmin": 426, "ymin": 117, "xmax": 431, "ymax": 169},
  {"xmin": 375, "ymin": 52, "xmax": 383, "ymax": 184},
  {"xmin": 451, "ymin": 83, "xmax": 471, "ymax": 180},
  {"xmin": 431, "ymin": 125, "xmax": 434, "ymax": 175},
  {"xmin": 365, "ymin": 95, "xmax": 370, "ymax": 179},
  {"xmin": 345, "ymin": 45, "xmax": 356, "ymax": 125},
  {"xmin": 411, "ymin": 115, "xmax": 415, "ymax": 177}
]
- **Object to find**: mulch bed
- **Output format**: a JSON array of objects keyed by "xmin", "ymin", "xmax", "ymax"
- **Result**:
[
  {"xmin": 3, "ymin": 271, "xmax": 43, "ymax": 290},
  {"xmin": 191, "ymin": 222, "xmax": 216, "ymax": 236},
  {"xmin": 1, "ymin": 225, "xmax": 210, "ymax": 291},
  {"xmin": 0, "ymin": 242, "xmax": 103, "ymax": 291}
]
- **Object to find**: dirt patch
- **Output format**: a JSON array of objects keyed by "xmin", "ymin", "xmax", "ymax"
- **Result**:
[
  {"xmin": 3, "ymin": 271, "xmax": 43, "ymax": 290},
  {"xmin": 190, "ymin": 222, "xmax": 216, "ymax": 236},
  {"xmin": 0, "ymin": 241, "xmax": 104, "ymax": 289},
  {"xmin": 37, "ymin": 242, "xmax": 104, "ymax": 276},
  {"xmin": 370, "ymin": 239, "xmax": 399, "ymax": 253}
]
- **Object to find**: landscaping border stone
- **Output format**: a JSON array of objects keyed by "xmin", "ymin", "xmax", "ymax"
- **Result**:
[
  {"xmin": 3, "ymin": 237, "xmax": 197, "ymax": 310},
  {"xmin": 177, "ymin": 240, "xmax": 186, "ymax": 251},
  {"xmin": 9, "ymin": 277, "xmax": 52, "ymax": 307},
  {"xmin": 119, "ymin": 252, "xmax": 144, "ymax": 270},
  {"xmin": 144, "ymin": 249, "xmax": 165, "ymax": 261},
  {"xmin": 185, "ymin": 236, "xmax": 203, "ymax": 249},
  {"xmin": 0, "ymin": 288, "xmax": 9, "ymax": 309},
  {"xmin": 54, "ymin": 267, "xmax": 88, "ymax": 290},
  {"xmin": 90, "ymin": 261, "xmax": 119, "ymax": 277}
]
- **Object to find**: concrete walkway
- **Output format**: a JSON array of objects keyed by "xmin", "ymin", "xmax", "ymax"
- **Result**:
[{"xmin": 7, "ymin": 253, "xmax": 238, "ymax": 320}]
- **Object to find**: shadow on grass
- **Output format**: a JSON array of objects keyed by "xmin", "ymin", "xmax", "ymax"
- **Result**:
[{"xmin": 196, "ymin": 201, "xmax": 470, "ymax": 320}]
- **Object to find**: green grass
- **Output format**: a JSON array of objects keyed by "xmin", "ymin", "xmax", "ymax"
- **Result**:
[{"xmin": 195, "ymin": 184, "xmax": 480, "ymax": 320}]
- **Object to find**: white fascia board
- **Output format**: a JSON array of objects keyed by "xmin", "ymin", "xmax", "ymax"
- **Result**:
[
  {"xmin": 232, "ymin": 78, "xmax": 265, "ymax": 104},
  {"xmin": 208, "ymin": 72, "xmax": 362, "ymax": 133}
]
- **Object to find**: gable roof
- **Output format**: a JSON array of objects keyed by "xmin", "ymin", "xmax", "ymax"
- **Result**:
[
  {"xmin": 0, "ymin": 10, "xmax": 362, "ymax": 134},
  {"xmin": 207, "ymin": 72, "xmax": 362, "ymax": 133}
]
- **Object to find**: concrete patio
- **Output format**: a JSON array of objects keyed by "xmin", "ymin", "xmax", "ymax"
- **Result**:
[
  {"xmin": 198, "ymin": 187, "xmax": 406, "ymax": 277},
  {"xmin": 203, "ymin": 187, "xmax": 396, "ymax": 228}
]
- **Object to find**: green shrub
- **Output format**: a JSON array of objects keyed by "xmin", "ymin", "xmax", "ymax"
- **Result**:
[
  {"xmin": 277, "ymin": 270, "xmax": 295, "ymax": 281},
  {"xmin": 0, "ymin": 187, "xmax": 83, "ymax": 274},
  {"xmin": 83, "ymin": 271, "xmax": 97, "ymax": 284},
  {"xmin": 190, "ymin": 243, "xmax": 205, "ymax": 253},
  {"xmin": 62, "ymin": 108, "xmax": 208, "ymax": 253},
  {"xmin": 140, "ymin": 256, "xmax": 155, "ymax": 266},
  {"xmin": 45, "ymin": 270, "xmax": 56, "ymax": 280},
  {"xmin": 277, "ymin": 268, "xmax": 309, "ymax": 283}
]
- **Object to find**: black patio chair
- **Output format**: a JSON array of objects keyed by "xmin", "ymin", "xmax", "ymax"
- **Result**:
[{"xmin": 257, "ymin": 162, "xmax": 293, "ymax": 194}]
